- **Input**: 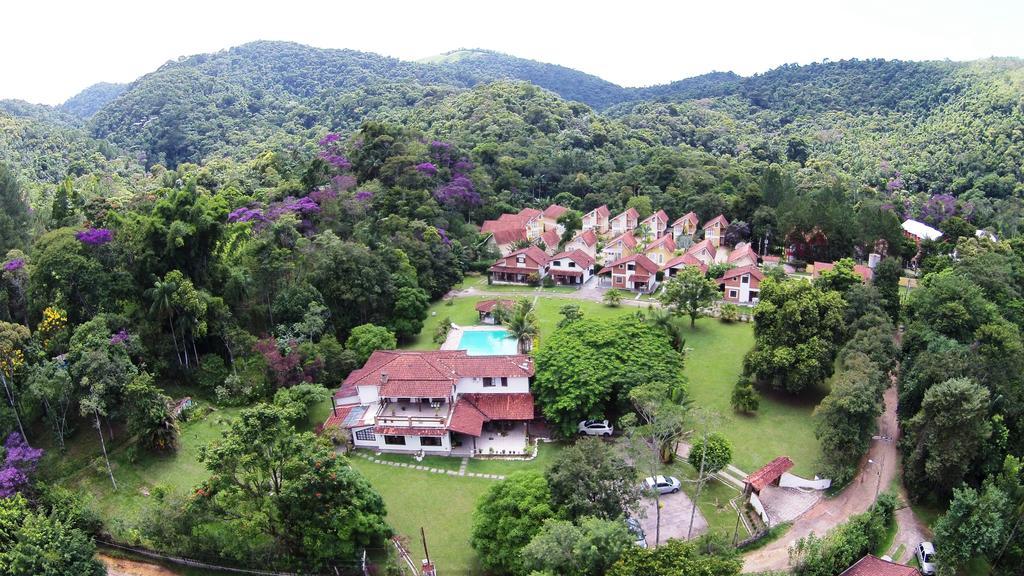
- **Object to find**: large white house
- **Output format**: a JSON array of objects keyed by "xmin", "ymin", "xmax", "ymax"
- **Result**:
[{"xmin": 326, "ymin": 350, "xmax": 536, "ymax": 456}]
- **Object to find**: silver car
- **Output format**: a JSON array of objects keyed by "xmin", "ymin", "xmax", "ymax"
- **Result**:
[
  {"xmin": 916, "ymin": 541, "xmax": 936, "ymax": 575},
  {"xmin": 643, "ymin": 475, "xmax": 681, "ymax": 494},
  {"xmin": 625, "ymin": 518, "xmax": 648, "ymax": 548},
  {"xmin": 578, "ymin": 419, "xmax": 614, "ymax": 437}
]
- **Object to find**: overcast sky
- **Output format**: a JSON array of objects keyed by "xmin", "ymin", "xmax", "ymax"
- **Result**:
[{"xmin": 4, "ymin": 0, "xmax": 1023, "ymax": 105}]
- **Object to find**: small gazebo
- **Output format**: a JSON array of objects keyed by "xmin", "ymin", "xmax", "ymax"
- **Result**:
[{"xmin": 475, "ymin": 300, "xmax": 516, "ymax": 324}]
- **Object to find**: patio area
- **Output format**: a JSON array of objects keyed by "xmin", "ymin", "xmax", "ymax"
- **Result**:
[{"xmin": 451, "ymin": 422, "xmax": 530, "ymax": 457}]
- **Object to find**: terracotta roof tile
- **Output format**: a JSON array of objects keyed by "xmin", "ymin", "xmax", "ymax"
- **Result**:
[
  {"xmin": 449, "ymin": 393, "xmax": 535, "ymax": 437},
  {"xmin": 540, "ymin": 228, "xmax": 561, "ymax": 249},
  {"xmin": 745, "ymin": 456, "xmax": 794, "ymax": 491},
  {"xmin": 663, "ymin": 253, "xmax": 707, "ymax": 272},
  {"xmin": 719, "ymin": 265, "xmax": 764, "ymax": 283},
  {"xmin": 673, "ymin": 212, "xmax": 699, "ymax": 227},
  {"xmin": 598, "ymin": 253, "xmax": 660, "ymax": 276},
  {"xmin": 569, "ymin": 229, "xmax": 598, "ymax": 247},
  {"xmin": 542, "ymin": 204, "xmax": 568, "ymax": 219},
  {"xmin": 380, "ymin": 380, "xmax": 453, "ymax": 398},
  {"xmin": 645, "ymin": 235, "xmax": 676, "ymax": 252},
  {"xmin": 475, "ymin": 299, "xmax": 516, "ymax": 314},
  {"xmin": 703, "ymin": 214, "xmax": 730, "ymax": 229},
  {"xmin": 728, "ymin": 243, "xmax": 757, "ymax": 263},
  {"xmin": 551, "ymin": 249, "xmax": 595, "ymax": 269}
]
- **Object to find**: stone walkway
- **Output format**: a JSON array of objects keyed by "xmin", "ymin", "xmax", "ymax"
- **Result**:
[{"xmin": 352, "ymin": 451, "xmax": 506, "ymax": 480}]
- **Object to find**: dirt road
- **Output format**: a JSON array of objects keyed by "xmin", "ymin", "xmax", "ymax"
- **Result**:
[
  {"xmin": 742, "ymin": 386, "xmax": 902, "ymax": 572},
  {"xmin": 99, "ymin": 553, "xmax": 181, "ymax": 576}
]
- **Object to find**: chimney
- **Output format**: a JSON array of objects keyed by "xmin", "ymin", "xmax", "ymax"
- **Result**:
[{"xmin": 380, "ymin": 373, "xmax": 389, "ymax": 385}]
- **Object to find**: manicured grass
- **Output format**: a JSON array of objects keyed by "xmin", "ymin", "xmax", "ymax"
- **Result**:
[
  {"xmin": 350, "ymin": 458, "xmax": 493, "ymax": 576},
  {"xmin": 679, "ymin": 318, "xmax": 825, "ymax": 477},
  {"xmin": 407, "ymin": 295, "xmax": 636, "ymax": 351},
  {"xmin": 464, "ymin": 441, "xmax": 565, "ymax": 475}
]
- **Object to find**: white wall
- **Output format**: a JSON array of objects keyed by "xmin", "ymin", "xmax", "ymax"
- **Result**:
[
  {"xmin": 455, "ymin": 376, "xmax": 530, "ymax": 395},
  {"xmin": 779, "ymin": 472, "xmax": 831, "ymax": 490},
  {"xmin": 750, "ymin": 492, "xmax": 770, "ymax": 525},
  {"xmin": 357, "ymin": 384, "xmax": 379, "ymax": 406},
  {"xmin": 377, "ymin": 432, "xmax": 451, "ymax": 453}
]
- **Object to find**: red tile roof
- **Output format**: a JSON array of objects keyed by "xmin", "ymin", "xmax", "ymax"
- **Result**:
[
  {"xmin": 645, "ymin": 234, "xmax": 677, "ymax": 252},
  {"xmin": 663, "ymin": 253, "xmax": 708, "ymax": 273},
  {"xmin": 673, "ymin": 211, "xmax": 699, "ymax": 228},
  {"xmin": 380, "ymin": 379, "xmax": 453, "ymax": 398},
  {"xmin": 540, "ymin": 228, "xmax": 561, "ymax": 250},
  {"xmin": 490, "ymin": 246, "xmax": 550, "ymax": 272},
  {"xmin": 686, "ymin": 238, "xmax": 715, "ymax": 257},
  {"xmin": 745, "ymin": 456, "xmax": 794, "ymax": 491},
  {"xmin": 811, "ymin": 261, "xmax": 834, "ymax": 277},
  {"xmin": 854, "ymin": 264, "xmax": 874, "ymax": 283},
  {"xmin": 588, "ymin": 205, "xmax": 610, "ymax": 218},
  {"xmin": 728, "ymin": 243, "xmax": 757, "ymax": 263},
  {"xmin": 612, "ymin": 207, "xmax": 639, "ymax": 224},
  {"xmin": 642, "ymin": 210, "xmax": 669, "ymax": 225},
  {"xmin": 598, "ymin": 253, "xmax": 660, "ymax": 276},
  {"xmin": 343, "ymin": 350, "xmax": 533, "ymax": 396},
  {"xmin": 542, "ymin": 204, "xmax": 568, "ymax": 220},
  {"xmin": 373, "ymin": 426, "xmax": 447, "ymax": 437},
  {"xmin": 703, "ymin": 214, "xmax": 730, "ymax": 230},
  {"xmin": 449, "ymin": 393, "xmax": 535, "ymax": 436},
  {"xmin": 569, "ymin": 229, "xmax": 598, "ymax": 247},
  {"xmin": 490, "ymin": 227, "xmax": 527, "ymax": 246},
  {"xmin": 551, "ymin": 249, "xmax": 595, "ymax": 269},
  {"xmin": 321, "ymin": 404, "xmax": 355, "ymax": 430},
  {"xmin": 607, "ymin": 231, "xmax": 637, "ymax": 249},
  {"xmin": 839, "ymin": 555, "xmax": 919, "ymax": 576},
  {"xmin": 474, "ymin": 299, "xmax": 516, "ymax": 314},
  {"xmin": 517, "ymin": 207, "xmax": 542, "ymax": 220},
  {"xmin": 719, "ymin": 265, "xmax": 764, "ymax": 283},
  {"xmin": 762, "ymin": 255, "xmax": 781, "ymax": 263}
]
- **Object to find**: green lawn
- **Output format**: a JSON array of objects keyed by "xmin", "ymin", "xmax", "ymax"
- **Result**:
[
  {"xmin": 350, "ymin": 458, "xmax": 492, "ymax": 576},
  {"xmin": 679, "ymin": 318, "xmax": 825, "ymax": 477},
  {"xmin": 355, "ymin": 449, "xmax": 463, "ymax": 472},
  {"xmin": 464, "ymin": 440, "xmax": 565, "ymax": 475},
  {"xmin": 54, "ymin": 402, "xmax": 242, "ymax": 536}
]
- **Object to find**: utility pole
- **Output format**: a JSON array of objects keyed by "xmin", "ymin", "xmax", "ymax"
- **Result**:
[{"xmin": 420, "ymin": 527, "xmax": 436, "ymax": 576}]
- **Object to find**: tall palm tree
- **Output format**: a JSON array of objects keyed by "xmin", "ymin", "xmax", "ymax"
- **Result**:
[
  {"xmin": 646, "ymin": 307, "xmax": 686, "ymax": 352},
  {"xmin": 147, "ymin": 278, "xmax": 182, "ymax": 366},
  {"xmin": 506, "ymin": 299, "xmax": 538, "ymax": 354}
]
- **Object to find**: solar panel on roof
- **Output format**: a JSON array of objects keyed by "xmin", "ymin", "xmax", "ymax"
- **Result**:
[{"xmin": 341, "ymin": 405, "xmax": 366, "ymax": 427}]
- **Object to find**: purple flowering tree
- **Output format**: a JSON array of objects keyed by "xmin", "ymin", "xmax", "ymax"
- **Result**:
[
  {"xmin": 434, "ymin": 174, "xmax": 482, "ymax": 216},
  {"xmin": 886, "ymin": 171, "xmax": 905, "ymax": 192},
  {"xmin": 2, "ymin": 258, "xmax": 24, "ymax": 272},
  {"xmin": 415, "ymin": 162, "xmax": 438, "ymax": 177},
  {"xmin": 920, "ymin": 194, "xmax": 958, "ymax": 225},
  {"xmin": 75, "ymin": 228, "xmax": 114, "ymax": 246},
  {"xmin": 0, "ymin": 432, "xmax": 43, "ymax": 498},
  {"xmin": 318, "ymin": 133, "xmax": 352, "ymax": 170}
]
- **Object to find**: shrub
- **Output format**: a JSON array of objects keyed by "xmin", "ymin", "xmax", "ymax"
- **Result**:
[
  {"xmin": 730, "ymin": 379, "xmax": 760, "ymax": 414},
  {"xmin": 720, "ymin": 303, "xmax": 741, "ymax": 323},
  {"xmin": 603, "ymin": 289, "xmax": 624, "ymax": 307},
  {"xmin": 433, "ymin": 317, "xmax": 453, "ymax": 344},
  {"xmin": 196, "ymin": 354, "xmax": 229, "ymax": 390}
]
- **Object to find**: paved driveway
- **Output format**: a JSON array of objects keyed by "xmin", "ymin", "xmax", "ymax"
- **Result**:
[{"xmin": 639, "ymin": 490, "xmax": 708, "ymax": 546}]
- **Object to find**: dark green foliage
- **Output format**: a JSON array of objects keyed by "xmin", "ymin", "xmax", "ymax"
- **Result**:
[
  {"xmin": 60, "ymin": 82, "xmax": 128, "ymax": 120},
  {"xmin": 744, "ymin": 279, "xmax": 846, "ymax": 394},
  {"xmin": 0, "ymin": 165, "xmax": 31, "ymax": 255},
  {"xmin": 730, "ymin": 378, "xmax": 760, "ymax": 414},
  {"xmin": 533, "ymin": 317, "xmax": 686, "ymax": 437},
  {"xmin": 522, "ymin": 516, "xmax": 634, "ymax": 576},
  {"xmin": 688, "ymin": 433, "xmax": 732, "ymax": 474},
  {"xmin": 789, "ymin": 495, "xmax": 897, "ymax": 576},
  {"xmin": 345, "ymin": 323, "xmax": 397, "ymax": 365},
  {"xmin": 608, "ymin": 538, "xmax": 742, "ymax": 576},
  {"xmin": 470, "ymin": 471, "xmax": 554, "ymax": 576},
  {"xmin": 872, "ymin": 257, "xmax": 903, "ymax": 322},
  {"xmin": 0, "ymin": 494, "xmax": 105, "ymax": 576},
  {"xmin": 545, "ymin": 438, "xmax": 640, "ymax": 521}
]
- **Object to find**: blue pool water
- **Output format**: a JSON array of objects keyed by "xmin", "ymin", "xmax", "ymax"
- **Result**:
[{"xmin": 457, "ymin": 329, "xmax": 519, "ymax": 356}]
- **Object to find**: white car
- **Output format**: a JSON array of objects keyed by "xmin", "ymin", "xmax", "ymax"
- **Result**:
[
  {"xmin": 916, "ymin": 541, "xmax": 936, "ymax": 575},
  {"xmin": 643, "ymin": 475, "xmax": 681, "ymax": 494},
  {"xmin": 578, "ymin": 419, "xmax": 614, "ymax": 437}
]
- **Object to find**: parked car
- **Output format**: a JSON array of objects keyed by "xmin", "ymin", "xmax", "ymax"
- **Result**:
[
  {"xmin": 625, "ymin": 518, "xmax": 647, "ymax": 548},
  {"xmin": 916, "ymin": 542, "xmax": 936, "ymax": 575},
  {"xmin": 643, "ymin": 475, "xmax": 681, "ymax": 494},
  {"xmin": 578, "ymin": 419, "xmax": 614, "ymax": 436}
]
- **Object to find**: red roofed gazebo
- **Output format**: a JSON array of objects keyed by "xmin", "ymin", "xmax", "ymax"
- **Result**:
[{"xmin": 744, "ymin": 456, "xmax": 794, "ymax": 494}]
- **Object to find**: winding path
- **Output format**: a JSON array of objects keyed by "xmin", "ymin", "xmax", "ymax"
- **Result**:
[{"xmin": 742, "ymin": 386, "xmax": 904, "ymax": 572}]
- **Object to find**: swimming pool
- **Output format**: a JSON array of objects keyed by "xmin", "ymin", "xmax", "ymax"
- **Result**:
[{"xmin": 456, "ymin": 328, "xmax": 519, "ymax": 356}]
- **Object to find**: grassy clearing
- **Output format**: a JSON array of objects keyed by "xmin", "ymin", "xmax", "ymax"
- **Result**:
[
  {"xmin": 678, "ymin": 318, "xmax": 824, "ymax": 477},
  {"xmin": 355, "ymin": 449, "xmax": 463, "ymax": 472},
  {"xmin": 350, "ymin": 458, "xmax": 491, "ymax": 576},
  {"xmin": 463, "ymin": 441, "xmax": 565, "ymax": 475}
]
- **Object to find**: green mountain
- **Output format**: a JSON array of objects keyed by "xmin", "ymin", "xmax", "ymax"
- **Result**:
[{"xmin": 61, "ymin": 82, "xmax": 129, "ymax": 120}]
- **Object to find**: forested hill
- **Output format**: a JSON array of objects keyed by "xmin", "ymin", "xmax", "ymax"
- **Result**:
[{"xmin": 60, "ymin": 82, "xmax": 128, "ymax": 120}]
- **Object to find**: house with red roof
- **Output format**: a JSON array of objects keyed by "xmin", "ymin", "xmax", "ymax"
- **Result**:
[
  {"xmin": 727, "ymin": 242, "xmax": 758, "ymax": 268},
  {"xmin": 662, "ymin": 253, "xmax": 708, "ymax": 278},
  {"xmin": 643, "ymin": 233, "xmax": 677, "ymax": 266},
  {"xmin": 474, "ymin": 299, "xmax": 516, "ymax": 324},
  {"xmin": 609, "ymin": 207, "xmax": 640, "ymax": 236},
  {"xmin": 638, "ymin": 210, "xmax": 670, "ymax": 240},
  {"xmin": 326, "ymin": 350, "xmax": 536, "ymax": 456},
  {"xmin": 811, "ymin": 261, "xmax": 874, "ymax": 284},
  {"xmin": 601, "ymin": 231, "xmax": 637, "ymax": 264},
  {"xmin": 565, "ymin": 229, "xmax": 599, "ymax": 259},
  {"xmin": 744, "ymin": 456, "xmax": 794, "ymax": 494},
  {"xmin": 540, "ymin": 204, "xmax": 568, "ymax": 227},
  {"xmin": 481, "ymin": 207, "xmax": 557, "ymax": 255},
  {"xmin": 685, "ymin": 238, "xmax": 717, "ymax": 267},
  {"xmin": 719, "ymin": 265, "xmax": 764, "ymax": 304},
  {"xmin": 546, "ymin": 250, "xmax": 595, "ymax": 285},
  {"xmin": 489, "ymin": 246, "xmax": 550, "ymax": 285},
  {"xmin": 702, "ymin": 214, "xmax": 730, "ymax": 247},
  {"xmin": 538, "ymin": 228, "xmax": 562, "ymax": 255},
  {"xmin": 672, "ymin": 212, "xmax": 700, "ymax": 240},
  {"xmin": 598, "ymin": 254, "xmax": 661, "ymax": 293},
  {"xmin": 582, "ymin": 205, "xmax": 611, "ymax": 235},
  {"xmin": 839, "ymin": 555, "xmax": 919, "ymax": 576}
]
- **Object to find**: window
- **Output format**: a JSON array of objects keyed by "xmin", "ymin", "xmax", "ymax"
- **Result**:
[
  {"xmin": 501, "ymin": 377, "xmax": 508, "ymax": 387},
  {"xmin": 568, "ymin": 261, "xmax": 576, "ymax": 268},
  {"xmin": 627, "ymin": 264, "xmax": 635, "ymax": 271},
  {"xmin": 741, "ymin": 275, "xmax": 749, "ymax": 284},
  {"xmin": 384, "ymin": 435, "xmax": 406, "ymax": 446},
  {"xmin": 355, "ymin": 428, "xmax": 376, "ymax": 442},
  {"xmin": 483, "ymin": 377, "xmax": 494, "ymax": 387},
  {"xmin": 517, "ymin": 256, "xmax": 526, "ymax": 264},
  {"xmin": 421, "ymin": 436, "xmax": 442, "ymax": 447},
  {"xmin": 729, "ymin": 290, "xmax": 738, "ymax": 298}
]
